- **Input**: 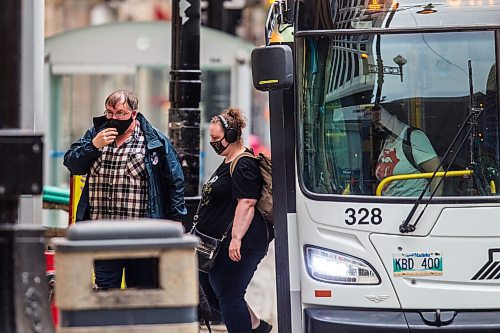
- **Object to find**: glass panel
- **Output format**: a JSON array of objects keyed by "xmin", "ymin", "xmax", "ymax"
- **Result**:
[
  {"xmin": 298, "ymin": 31, "xmax": 499, "ymax": 197},
  {"xmin": 53, "ymin": 69, "xmax": 233, "ymax": 188},
  {"xmin": 54, "ymin": 73, "xmax": 136, "ymax": 188},
  {"xmin": 200, "ymin": 70, "xmax": 232, "ymax": 184},
  {"xmin": 201, "ymin": 71, "xmax": 231, "ymax": 122}
]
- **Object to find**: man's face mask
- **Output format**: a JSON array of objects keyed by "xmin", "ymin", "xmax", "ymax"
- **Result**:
[
  {"xmin": 106, "ymin": 115, "xmax": 133, "ymax": 136},
  {"xmin": 210, "ymin": 138, "xmax": 228, "ymax": 155}
]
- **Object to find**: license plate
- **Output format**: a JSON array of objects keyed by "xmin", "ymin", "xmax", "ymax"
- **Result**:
[{"xmin": 393, "ymin": 251, "xmax": 443, "ymax": 276}]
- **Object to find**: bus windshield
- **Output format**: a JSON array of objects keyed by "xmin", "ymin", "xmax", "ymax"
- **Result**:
[{"xmin": 297, "ymin": 30, "xmax": 500, "ymax": 197}]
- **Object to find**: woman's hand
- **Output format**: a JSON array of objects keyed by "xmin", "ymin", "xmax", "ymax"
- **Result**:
[
  {"xmin": 92, "ymin": 128, "xmax": 118, "ymax": 149},
  {"xmin": 229, "ymin": 238, "xmax": 242, "ymax": 262}
]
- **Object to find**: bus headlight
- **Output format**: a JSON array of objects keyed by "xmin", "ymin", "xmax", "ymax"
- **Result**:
[{"xmin": 304, "ymin": 246, "xmax": 380, "ymax": 285}]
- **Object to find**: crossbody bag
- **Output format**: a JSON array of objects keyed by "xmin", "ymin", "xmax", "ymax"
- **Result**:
[{"xmin": 189, "ymin": 206, "xmax": 232, "ymax": 273}]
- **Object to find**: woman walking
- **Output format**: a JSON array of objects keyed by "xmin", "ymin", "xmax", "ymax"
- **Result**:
[{"xmin": 196, "ymin": 108, "xmax": 273, "ymax": 333}]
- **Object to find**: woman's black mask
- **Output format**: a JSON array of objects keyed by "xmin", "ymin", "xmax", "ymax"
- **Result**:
[
  {"xmin": 210, "ymin": 138, "xmax": 228, "ymax": 155},
  {"xmin": 106, "ymin": 116, "xmax": 133, "ymax": 136}
]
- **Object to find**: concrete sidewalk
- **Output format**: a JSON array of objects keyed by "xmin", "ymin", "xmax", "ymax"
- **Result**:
[{"xmin": 200, "ymin": 242, "xmax": 278, "ymax": 333}]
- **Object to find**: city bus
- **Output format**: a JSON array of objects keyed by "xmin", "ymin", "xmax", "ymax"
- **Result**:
[{"xmin": 253, "ymin": 0, "xmax": 500, "ymax": 332}]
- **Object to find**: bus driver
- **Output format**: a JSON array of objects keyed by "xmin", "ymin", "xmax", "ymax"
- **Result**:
[{"xmin": 371, "ymin": 105, "xmax": 443, "ymax": 197}]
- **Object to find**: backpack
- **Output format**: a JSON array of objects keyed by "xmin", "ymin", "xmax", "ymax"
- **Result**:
[
  {"xmin": 402, "ymin": 127, "xmax": 426, "ymax": 173},
  {"xmin": 230, "ymin": 152, "xmax": 273, "ymax": 225}
]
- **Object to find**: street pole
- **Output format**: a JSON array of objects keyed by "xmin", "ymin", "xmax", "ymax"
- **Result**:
[
  {"xmin": 1, "ymin": 0, "xmax": 21, "ymax": 129},
  {"xmin": 169, "ymin": 0, "xmax": 202, "ymax": 197},
  {"xmin": 207, "ymin": 0, "xmax": 224, "ymax": 31},
  {"xmin": 0, "ymin": 0, "xmax": 54, "ymax": 332}
]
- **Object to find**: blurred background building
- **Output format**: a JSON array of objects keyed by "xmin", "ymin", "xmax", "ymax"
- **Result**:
[
  {"xmin": 42, "ymin": 2, "xmax": 278, "ymax": 331},
  {"xmin": 44, "ymin": 0, "xmax": 272, "ymax": 228}
]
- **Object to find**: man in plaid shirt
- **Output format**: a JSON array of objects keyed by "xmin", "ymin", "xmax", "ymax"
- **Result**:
[{"xmin": 64, "ymin": 90, "xmax": 186, "ymax": 289}]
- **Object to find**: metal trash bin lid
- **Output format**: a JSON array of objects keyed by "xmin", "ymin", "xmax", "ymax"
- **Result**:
[
  {"xmin": 66, "ymin": 220, "xmax": 183, "ymax": 240},
  {"xmin": 51, "ymin": 220, "xmax": 198, "ymax": 252}
]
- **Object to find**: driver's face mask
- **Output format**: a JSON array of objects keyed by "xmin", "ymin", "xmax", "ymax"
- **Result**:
[
  {"xmin": 374, "ymin": 126, "xmax": 391, "ymax": 140},
  {"xmin": 371, "ymin": 106, "xmax": 404, "ymax": 140}
]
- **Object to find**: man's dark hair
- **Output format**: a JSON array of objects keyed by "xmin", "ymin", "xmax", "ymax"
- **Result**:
[{"xmin": 105, "ymin": 90, "xmax": 138, "ymax": 111}]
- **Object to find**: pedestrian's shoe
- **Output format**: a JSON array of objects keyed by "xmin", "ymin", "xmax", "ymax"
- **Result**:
[{"xmin": 251, "ymin": 319, "xmax": 273, "ymax": 333}]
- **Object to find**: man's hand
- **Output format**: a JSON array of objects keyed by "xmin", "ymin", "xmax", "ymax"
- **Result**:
[{"xmin": 92, "ymin": 128, "xmax": 118, "ymax": 149}]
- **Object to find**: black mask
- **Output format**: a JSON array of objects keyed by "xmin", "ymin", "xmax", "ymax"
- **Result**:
[
  {"xmin": 210, "ymin": 138, "xmax": 228, "ymax": 155},
  {"xmin": 374, "ymin": 127, "xmax": 391, "ymax": 140},
  {"xmin": 106, "ymin": 116, "xmax": 133, "ymax": 136}
]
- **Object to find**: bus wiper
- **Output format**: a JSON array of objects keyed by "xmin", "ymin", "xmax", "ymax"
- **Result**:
[{"xmin": 399, "ymin": 60, "xmax": 483, "ymax": 233}]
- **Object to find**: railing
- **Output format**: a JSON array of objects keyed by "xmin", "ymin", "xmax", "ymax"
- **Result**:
[
  {"xmin": 42, "ymin": 186, "xmax": 70, "ymax": 210},
  {"xmin": 376, "ymin": 170, "xmax": 473, "ymax": 196}
]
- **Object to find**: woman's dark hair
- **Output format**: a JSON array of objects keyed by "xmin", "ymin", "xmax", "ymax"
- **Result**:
[{"xmin": 211, "ymin": 107, "xmax": 247, "ymax": 140}]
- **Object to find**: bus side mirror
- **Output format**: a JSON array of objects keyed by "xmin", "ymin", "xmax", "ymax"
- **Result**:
[{"xmin": 251, "ymin": 45, "xmax": 293, "ymax": 91}]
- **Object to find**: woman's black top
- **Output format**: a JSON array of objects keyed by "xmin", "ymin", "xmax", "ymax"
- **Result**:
[{"xmin": 196, "ymin": 150, "xmax": 269, "ymax": 250}]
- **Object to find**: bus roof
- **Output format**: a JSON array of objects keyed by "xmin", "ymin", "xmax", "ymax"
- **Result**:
[
  {"xmin": 390, "ymin": 0, "xmax": 500, "ymax": 28},
  {"xmin": 296, "ymin": 0, "xmax": 500, "ymax": 31}
]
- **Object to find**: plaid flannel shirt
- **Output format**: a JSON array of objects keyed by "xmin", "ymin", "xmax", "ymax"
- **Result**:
[{"xmin": 88, "ymin": 120, "xmax": 148, "ymax": 220}]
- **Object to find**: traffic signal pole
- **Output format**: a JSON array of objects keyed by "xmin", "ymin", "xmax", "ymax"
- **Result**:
[
  {"xmin": 1, "ymin": 0, "xmax": 21, "ymax": 129},
  {"xmin": 0, "ymin": 0, "xmax": 54, "ymax": 332},
  {"xmin": 169, "ymin": 0, "xmax": 202, "ymax": 197}
]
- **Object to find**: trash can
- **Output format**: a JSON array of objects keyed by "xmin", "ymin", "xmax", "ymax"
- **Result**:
[{"xmin": 51, "ymin": 220, "xmax": 198, "ymax": 333}]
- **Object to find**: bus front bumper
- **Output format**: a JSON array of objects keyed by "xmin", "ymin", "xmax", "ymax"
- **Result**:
[{"xmin": 305, "ymin": 308, "xmax": 500, "ymax": 332}]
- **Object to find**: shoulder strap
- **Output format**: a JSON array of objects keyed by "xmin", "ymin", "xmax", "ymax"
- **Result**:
[
  {"xmin": 230, "ymin": 152, "xmax": 256, "ymax": 176},
  {"xmin": 190, "ymin": 198, "xmax": 203, "ymax": 232},
  {"xmin": 191, "ymin": 199, "xmax": 233, "ymax": 240},
  {"xmin": 403, "ymin": 127, "xmax": 425, "ymax": 173}
]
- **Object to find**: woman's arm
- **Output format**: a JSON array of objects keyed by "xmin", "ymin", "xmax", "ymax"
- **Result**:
[{"xmin": 229, "ymin": 198, "xmax": 257, "ymax": 262}]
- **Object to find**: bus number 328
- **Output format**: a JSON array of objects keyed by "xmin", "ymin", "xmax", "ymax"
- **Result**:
[{"xmin": 344, "ymin": 208, "xmax": 382, "ymax": 225}]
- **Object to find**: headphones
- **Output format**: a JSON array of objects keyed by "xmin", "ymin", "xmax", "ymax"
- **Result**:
[{"xmin": 217, "ymin": 115, "xmax": 239, "ymax": 143}]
